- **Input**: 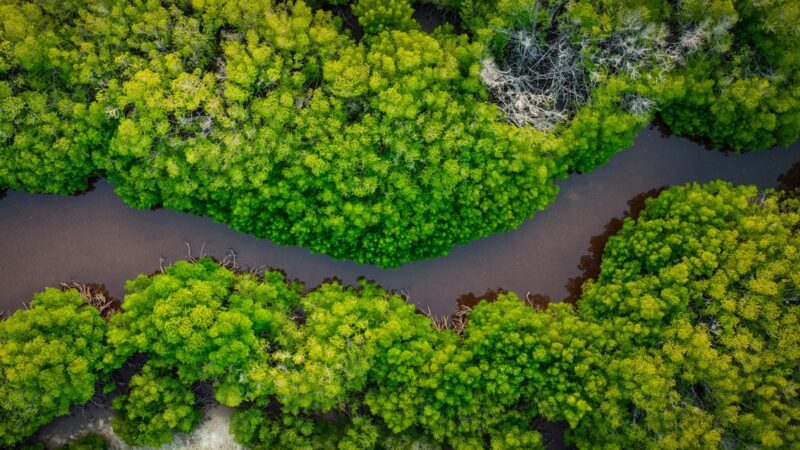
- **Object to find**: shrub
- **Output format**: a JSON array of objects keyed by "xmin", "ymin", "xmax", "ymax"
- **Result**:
[{"xmin": 0, "ymin": 288, "xmax": 109, "ymax": 447}]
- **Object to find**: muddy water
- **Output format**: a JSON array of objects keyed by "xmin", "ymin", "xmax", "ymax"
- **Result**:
[{"xmin": 1, "ymin": 127, "xmax": 799, "ymax": 316}]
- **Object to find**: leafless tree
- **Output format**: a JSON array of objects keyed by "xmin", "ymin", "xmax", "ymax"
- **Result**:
[
  {"xmin": 481, "ymin": 2, "xmax": 734, "ymax": 130},
  {"xmin": 61, "ymin": 282, "xmax": 121, "ymax": 319}
]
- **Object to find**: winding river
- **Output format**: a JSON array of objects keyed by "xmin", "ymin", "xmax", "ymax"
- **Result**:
[{"xmin": 2, "ymin": 127, "xmax": 799, "ymax": 317}]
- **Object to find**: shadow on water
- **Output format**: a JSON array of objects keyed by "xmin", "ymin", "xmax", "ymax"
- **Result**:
[
  {"xmin": 75, "ymin": 176, "xmax": 100, "ymax": 196},
  {"xmin": 563, "ymin": 187, "xmax": 666, "ymax": 304},
  {"xmin": 1, "ymin": 129, "xmax": 799, "ymax": 318},
  {"xmin": 778, "ymin": 161, "xmax": 800, "ymax": 195},
  {"xmin": 455, "ymin": 288, "xmax": 509, "ymax": 309},
  {"xmin": 455, "ymin": 288, "xmax": 555, "ymax": 311},
  {"xmin": 651, "ymin": 114, "xmax": 742, "ymax": 153}
]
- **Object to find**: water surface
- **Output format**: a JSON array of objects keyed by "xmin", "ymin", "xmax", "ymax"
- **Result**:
[{"xmin": 1, "ymin": 127, "xmax": 798, "ymax": 315}]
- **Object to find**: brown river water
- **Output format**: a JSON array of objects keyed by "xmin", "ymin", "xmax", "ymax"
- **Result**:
[{"xmin": 1, "ymin": 127, "xmax": 799, "ymax": 318}]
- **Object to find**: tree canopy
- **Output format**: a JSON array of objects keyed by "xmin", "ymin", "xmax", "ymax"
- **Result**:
[
  {"xmin": 1, "ymin": 0, "xmax": 796, "ymax": 265},
  {"xmin": 3, "ymin": 182, "xmax": 798, "ymax": 448},
  {"xmin": 0, "ymin": 288, "xmax": 110, "ymax": 447},
  {"xmin": 574, "ymin": 181, "xmax": 800, "ymax": 448}
]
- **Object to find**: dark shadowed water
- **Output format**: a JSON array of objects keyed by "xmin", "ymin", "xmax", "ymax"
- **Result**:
[{"xmin": 1, "ymin": 127, "xmax": 799, "ymax": 317}]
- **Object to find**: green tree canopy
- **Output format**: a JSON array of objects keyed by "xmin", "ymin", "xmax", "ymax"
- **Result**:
[
  {"xmin": 575, "ymin": 182, "xmax": 800, "ymax": 448},
  {"xmin": 3, "ymin": 0, "xmax": 795, "ymax": 265},
  {"xmin": 0, "ymin": 288, "xmax": 109, "ymax": 447}
]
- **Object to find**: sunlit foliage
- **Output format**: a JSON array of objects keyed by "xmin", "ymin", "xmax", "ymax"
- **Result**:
[
  {"xmin": 659, "ymin": 0, "xmax": 800, "ymax": 150},
  {"xmin": 576, "ymin": 181, "xmax": 800, "ymax": 448},
  {"xmin": 1, "ymin": 180, "xmax": 799, "ymax": 448},
  {"xmin": 111, "ymin": 363, "xmax": 201, "ymax": 448},
  {"xmin": 0, "ymin": 288, "xmax": 109, "ymax": 447},
  {"xmin": 2, "ymin": 0, "xmax": 795, "ymax": 265}
]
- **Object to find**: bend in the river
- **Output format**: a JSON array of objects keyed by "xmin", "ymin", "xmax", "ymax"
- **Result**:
[{"xmin": 1, "ymin": 127, "xmax": 798, "ymax": 316}]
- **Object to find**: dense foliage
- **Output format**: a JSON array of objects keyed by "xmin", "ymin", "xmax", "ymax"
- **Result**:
[
  {"xmin": 1, "ymin": 181, "xmax": 798, "ymax": 448},
  {"xmin": 659, "ymin": 0, "xmax": 800, "ymax": 150},
  {"xmin": 59, "ymin": 434, "xmax": 111, "ymax": 450},
  {"xmin": 574, "ymin": 181, "xmax": 800, "ymax": 448},
  {"xmin": 0, "ymin": 289, "xmax": 109, "ymax": 447},
  {"xmin": 111, "ymin": 363, "xmax": 201, "ymax": 447},
  {"xmin": 1, "ymin": 0, "xmax": 797, "ymax": 265}
]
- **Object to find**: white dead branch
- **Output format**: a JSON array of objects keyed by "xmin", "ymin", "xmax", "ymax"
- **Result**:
[{"xmin": 482, "ymin": 3, "xmax": 735, "ymax": 130}]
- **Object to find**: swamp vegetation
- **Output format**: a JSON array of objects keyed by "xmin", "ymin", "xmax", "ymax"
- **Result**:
[
  {"xmin": 2, "ymin": 182, "xmax": 800, "ymax": 449},
  {"xmin": 1, "ymin": 0, "xmax": 800, "ymax": 448},
  {"xmin": 1, "ymin": 0, "xmax": 798, "ymax": 265}
]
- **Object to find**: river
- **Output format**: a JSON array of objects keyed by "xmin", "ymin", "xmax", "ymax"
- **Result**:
[{"xmin": 1, "ymin": 127, "xmax": 799, "ymax": 318}]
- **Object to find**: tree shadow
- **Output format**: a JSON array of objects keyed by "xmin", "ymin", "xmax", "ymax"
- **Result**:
[
  {"xmin": 72, "ymin": 176, "xmax": 100, "ymax": 197},
  {"xmin": 778, "ymin": 161, "xmax": 800, "ymax": 197},
  {"xmin": 650, "ymin": 114, "xmax": 727, "ymax": 153},
  {"xmin": 563, "ymin": 187, "xmax": 667, "ymax": 304},
  {"xmin": 455, "ymin": 288, "xmax": 510, "ymax": 310},
  {"xmin": 322, "ymin": 4, "xmax": 364, "ymax": 40},
  {"xmin": 455, "ymin": 288, "xmax": 553, "ymax": 312},
  {"xmin": 413, "ymin": 3, "xmax": 463, "ymax": 34}
]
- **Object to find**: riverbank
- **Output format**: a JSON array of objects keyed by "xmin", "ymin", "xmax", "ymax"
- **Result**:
[{"xmin": 2, "ymin": 127, "xmax": 798, "ymax": 316}]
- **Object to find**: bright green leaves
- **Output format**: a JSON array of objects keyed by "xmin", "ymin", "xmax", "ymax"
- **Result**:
[
  {"xmin": 96, "ymin": 258, "xmax": 307, "ymax": 445},
  {"xmin": 271, "ymin": 281, "xmax": 415, "ymax": 413},
  {"xmin": 1, "ymin": 0, "xmax": 799, "ymax": 267},
  {"xmin": 352, "ymin": 0, "xmax": 417, "ymax": 35},
  {"xmin": 323, "ymin": 45, "xmax": 371, "ymax": 98},
  {"xmin": 0, "ymin": 0, "xmax": 568, "ymax": 266},
  {"xmin": 231, "ymin": 408, "xmax": 382, "ymax": 450},
  {"xmin": 170, "ymin": 71, "xmax": 216, "ymax": 113},
  {"xmin": 0, "ymin": 288, "xmax": 109, "ymax": 447},
  {"xmin": 3, "ymin": 189, "xmax": 798, "ymax": 449},
  {"xmin": 0, "ymin": 82, "xmax": 106, "ymax": 192},
  {"xmin": 658, "ymin": 0, "xmax": 800, "ymax": 150},
  {"xmin": 111, "ymin": 364, "xmax": 201, "ymax": 448},
  {"xmin": 464, "ymin": 297, "xmax": 607, "ymax": 428},
  {"xmin": 106, "ymin": 259, "xmax": 298, "ymax": 411},
  {"xmin": 574, "ymin": 182, "xmax": 800, "ymax": 448}
]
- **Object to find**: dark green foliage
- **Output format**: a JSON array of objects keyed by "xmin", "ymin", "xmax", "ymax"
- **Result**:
[
  {"xmin": 230, "ymin": 409, "xmax": 382, "ymax": 450},
  {"xmin": 60, "ymin": 434, "xmax": 110, "ymax": 450},
  {"xmin": 0, "ymin": 288, "xmax": 109, "ymax": 447},
  {"xmin": 13, "ymin": 434, "xmax": 109, "ymax": 450},
  {"xmin": 659, "ymin": 0, "xmax": 800, "ymax": 150},
  {"xmin": 15, "ymin": 444, "xmax": 45, "ymax": 450},
  {"xmin": 3, "ymin": 0, "xmax": 795, "ymax": 265}
]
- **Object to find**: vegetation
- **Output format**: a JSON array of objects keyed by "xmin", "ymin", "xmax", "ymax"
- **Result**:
[
  {"xmin": 0, "ymin": 288, "xmax": 110, "ymax": 447},
  {"xmin": 111, "ymin": 363, "xmax": 201, "ymax": 447},
  {"xmin": 1, "ymin": 181, "xmax": 798, "ymax": 448},
  {"xmin": 59, "ymin": 434, "xmax": 110, "ymax": 450},
  {"xmin": 1, "ymin": 0, "xmax": 797, "ymax": 265},
  {"xmin": 574, "ymin": 181, "xmax": 800, "ymax": 448},
  {"xmin": 658, "ymin": 0, "xmax": 800, "ymax": 150}
]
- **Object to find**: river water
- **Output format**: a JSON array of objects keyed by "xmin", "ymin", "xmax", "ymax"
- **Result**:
[{"xmin": 1, "ymin": 127, "xmax": 799, "ymax": 317}]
